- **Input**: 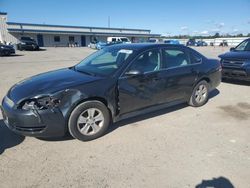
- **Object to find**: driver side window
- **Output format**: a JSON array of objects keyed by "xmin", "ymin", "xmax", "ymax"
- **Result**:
[{"xmin": 128, "ymin": 49, "xmax": 161, "ymax": 74}]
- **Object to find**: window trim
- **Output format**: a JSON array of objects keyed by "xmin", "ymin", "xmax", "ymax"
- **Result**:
[
  {"xmin": 159, "ymin": 47, "xmax": 202, "ymax": 71},
  {"xmin": 120, "ymin": 48, "xmax": 163, "ymax": 79}
]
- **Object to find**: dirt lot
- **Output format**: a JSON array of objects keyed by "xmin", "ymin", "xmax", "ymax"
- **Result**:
[{"xmin": 0, "ymin": 46, "xmax": 249, "ymax": 188}]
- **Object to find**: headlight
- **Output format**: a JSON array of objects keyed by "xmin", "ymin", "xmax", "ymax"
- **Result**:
[
  {"xmin": 0, "ymin": 46, "xmax": 4, "ymax": 49},
  {"xmin": 21, "ymin": 97, "xmax": 60, "ymax": 110},
  {"xmin": 21, "ymin": 42, "xmax": 26, "ymax": 45}
]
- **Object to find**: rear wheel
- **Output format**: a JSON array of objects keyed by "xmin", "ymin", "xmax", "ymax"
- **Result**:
[
  {"xmin": 68, "ymin": 101, "xmax": 110, "ymax": 141},
  {"xmin": 189, "ymin": 80, "xmax": 209, "ymax": 107}
]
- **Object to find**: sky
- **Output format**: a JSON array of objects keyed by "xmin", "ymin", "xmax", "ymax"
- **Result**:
[{"xmin": 1, "ymin": 0, "xmax": 250, "ymax": 36}]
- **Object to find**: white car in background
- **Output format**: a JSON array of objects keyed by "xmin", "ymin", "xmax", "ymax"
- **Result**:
[{"xmin": 107, "ymin": 37, "xmax": 131, "ymax": 44}]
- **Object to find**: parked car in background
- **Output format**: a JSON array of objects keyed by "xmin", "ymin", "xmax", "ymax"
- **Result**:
[
  {"xmin": 186, "ymin": 39, "xmax": 197, "ymax": 46},
  {"xmin": 219, "ymin": 38, "xmax": 250, "ymax": 81},
  {"xmin": 0, "ymin": 43, "xmax": 15, "ymax": 56},
  {"xmin": 164, "ymin": 40, "xmax": 180, "ymax": 45},
  {"xmin": 17, "ymin": 36, "xmax": 39, "ymax": 51},
  {"xmin": 107, "ymin": 37, "xmax": 131, "ymax": 44},
  {"xmin": 96, "ymin": 41, "xmax": 109, "ymax": 50},
  {"xmin": 219, "ymin": 40, "xmax": 228, "ymax": 47},
  {"xmin": 90, "ymin": 41, "xmax": 123, "ymax": 50},
  {"xmin": 147, "ymin": 38, "xmax": 159, "ymax": 43},
  {"xmin": 1, "ymin": 43, "xmax": 221, "ymax": 141},
  {"xmin": 196, "ymin": 41, "xmax": 208, "ymax": 46},
  {"xmin": 89, "ymin": 42, "xmax": 97, "ymax": 49}
]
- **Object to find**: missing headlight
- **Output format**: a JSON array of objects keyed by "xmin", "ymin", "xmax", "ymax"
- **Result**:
[
  {"xmin": 37, "ymin": 97, "xmax": 60, "ymax": 108},
  {"xmin": 21, "ymin": 97, "xmax": 60, "ymax": 110}
]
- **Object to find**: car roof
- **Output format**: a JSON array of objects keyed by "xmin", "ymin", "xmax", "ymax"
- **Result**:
[{"xmin": 108, "ymin": 43, "xmax": 185, "ymax": 50}]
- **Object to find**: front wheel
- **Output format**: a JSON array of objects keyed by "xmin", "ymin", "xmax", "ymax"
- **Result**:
[
  {"xmin": 189, "ymin": 81, "xmax": 209, "ymax": 107},
  {"xmin": 68, "ymin": 101, "xmax": 111, "ymax": 141}
]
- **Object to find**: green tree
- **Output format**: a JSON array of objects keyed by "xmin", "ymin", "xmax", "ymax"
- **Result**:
[{"xmin": 214, "ymin": 32, "xmax": 220, "ymax": 38}]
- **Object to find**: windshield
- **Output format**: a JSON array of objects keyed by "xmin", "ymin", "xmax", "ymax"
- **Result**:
[
  {"xmin": 75, "ymin": 47, "xmax": 134, "ymax": 76},
  {"xmin": 121, "ymin": 38, "xmax": 129, "ymax": 42},
  {"xmin": 148, "ymin": 39, "xmax": 156, "ymax": 43},
  {"xmin": 21, "ymin": 37, "xmax": 34, "ymax": 41},
  {"xmin": 235, "ymin": 40, "xmax": 250, "ymax": 51}
]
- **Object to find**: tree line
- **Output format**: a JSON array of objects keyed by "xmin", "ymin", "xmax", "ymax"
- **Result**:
[{"xmin": 165, "ymin": 33, "xmax": 250, "ymax": 39}]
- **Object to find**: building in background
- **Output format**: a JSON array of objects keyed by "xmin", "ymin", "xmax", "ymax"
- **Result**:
[{"xmin": 0, "ymin": 12, "xmax": 160, "ymax": 47}]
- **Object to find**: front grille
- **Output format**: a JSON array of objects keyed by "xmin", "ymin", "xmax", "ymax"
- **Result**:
[
  {"xmin": 222, "ymin": 59, "xmax": 244, "ymax": 68},
  {"xmin": 223, "ymin": 70, "xmax": 247, "ymax": 78},
  {"xmin": 14, "ymin": 125, "xmax": 46, "ymax": 132}
]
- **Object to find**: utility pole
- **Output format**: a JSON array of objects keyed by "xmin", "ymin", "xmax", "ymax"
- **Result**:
[{"xmin": 108, "ymin": 16, "xmax": 110, "ymax": 28}]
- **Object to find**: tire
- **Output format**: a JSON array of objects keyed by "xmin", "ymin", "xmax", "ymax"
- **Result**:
[
  {"xmin": 68, "ymin": 100, "xmax": 111, "ymax": 141},
  {"xmin": 189, "ymin": 80, "xmax": 209, "ymax": 107},
  {"xmin": 19, "ymin": 45, "xmax": 23, "ymax": 51},
  {"xmin": 5, "ymin": 51, "xmax": 10, "ymax": 56}
]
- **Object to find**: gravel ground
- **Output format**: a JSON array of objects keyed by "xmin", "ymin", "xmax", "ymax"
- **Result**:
[{"xmin": 0, "ymin": 46, "xmax": 249, "ymax": 188}]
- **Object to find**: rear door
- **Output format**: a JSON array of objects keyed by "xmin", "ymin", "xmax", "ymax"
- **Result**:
[{"xmin": 155, "ymin": 47, "xmax": 200, "ymax": 103}]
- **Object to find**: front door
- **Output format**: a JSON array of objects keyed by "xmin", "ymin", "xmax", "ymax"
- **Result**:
[
  {"xmin": 81, "ymin": 35, "xmax": 86, "ymax": 46},
  {"xmin": 118, "ymin": 49, "xmax": 163, "ymax": 115},
  {"xmin": 37, "ymin": 34, "xmax": 44, "ymax": 47}
]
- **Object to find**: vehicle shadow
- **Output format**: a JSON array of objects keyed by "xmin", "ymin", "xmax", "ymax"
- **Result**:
[
  {"xmin": 209, "ymin": 88, "xmax": 220, "ymax": 98},
  {"xmin": 195, "ymin": 176, "xmax": 234, "ymax": 188},
  {"xmin": 0, "ymin": 120, "xmax": 25, "ymax": 155},
  {"xmin": 37, "ymin": 132, "xmax": 74, "ymax": 142},
  {"xmin": 37, "ymin": 48, "xmax": 47, "ymax": 51},
  {"xmin": 18, "ymin": 48, "xmax": 47, "ymax": 52},
  {"xmin": 109, "ymin": 103, "xmax": 188, "ymax": 133},
  {"xmin": 0, "ymin": 54, "xmax": 24, "ymax": 57},
  {"xmin": 108, "ymin": 88, "xmax": 220, "ymax": 134},
  {"xmin": 222, "ymin": 79, "xmax": 250, "ymax": 86},
  {"xmin": 10, "ymin": 54, "xmax": 24, "ymax": 57}
]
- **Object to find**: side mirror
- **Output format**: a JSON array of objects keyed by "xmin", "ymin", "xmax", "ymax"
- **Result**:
[
  {"xmin": 194, "ymin": 57, "xmax": 202, "ymax": 63},
  {"xmin": 125, "ymin": 70, "xmax": 143, "ymax": 76},
  {"xmin": 230, "ymin": 47, "xmax": 235, "ymax": 51}
]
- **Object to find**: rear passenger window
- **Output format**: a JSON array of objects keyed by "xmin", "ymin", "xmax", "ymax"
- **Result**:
[
  {"xmin": 128, "ymin": 49, "xmax": 161, "ymax": 73},
  {"xmin": 190, "ymin": 52, "xmax": 202, "ymax": 64},
  {"xmin": 162, "ymin": 49, "xmax": 190, "ymax": 69}
]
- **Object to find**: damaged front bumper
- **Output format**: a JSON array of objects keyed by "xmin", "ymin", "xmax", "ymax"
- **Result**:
[{"xmin": 1, "ymin": 96, "xmax": 67, "ymax": 137}]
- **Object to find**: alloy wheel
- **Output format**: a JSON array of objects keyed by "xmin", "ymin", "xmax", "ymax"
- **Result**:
[
  {"xmin": 194, "ymin": 84, "xmax": 208, "ymax": 104},
  {"xmin": 77, "ymin": 108, "xmax": 104, "ymax": 136}
]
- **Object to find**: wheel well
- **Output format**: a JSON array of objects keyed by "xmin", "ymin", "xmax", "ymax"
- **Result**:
[
  {"xmin": 66, "ymin": 97, "xmax": 112, "ymax": 124},
  {"xmin": 80, "ymin": 97, "xmax": 108, "ymax": 107},
  {"xmin": 201, "ymin": 77, "xmax": 210, "ymax": 84},
  {"xmin": 195, "ymin": 77, "xmax": 211, "ymax": 87}
]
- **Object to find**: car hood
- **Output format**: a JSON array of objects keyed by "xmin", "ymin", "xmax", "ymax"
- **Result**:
[
  {"xmin": 8, "ymin": 68, "xmax": 103, "ymax": 104},
  {"xmin": 1, "ymin": 45, "xmax": 14, "ymax": 49},
  {"xmin": 219, "ymin": 51, "xmax": 250, "ymax": 60}
]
